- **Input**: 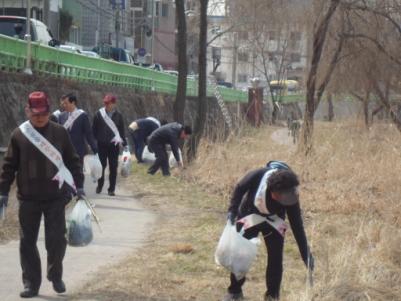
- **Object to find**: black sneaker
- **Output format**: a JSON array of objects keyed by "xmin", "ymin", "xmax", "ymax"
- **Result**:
[
  {"xmin": 108, "ymin": 191, "xmax": 115, "ymax": 196},
  {"xmin": 222, "ymin": 292, "xmax": 244, "ymax": 301},
  {"xmin": 20, "ymin": 288, "xmax": 39, "ymax": 298},
  {"xmin": 52, "ymin": 280, "xmax": 66, "ymax": 294},
  {"xmin": 96, "ymin": 186, "xmax": 102, "ymax": 194}
]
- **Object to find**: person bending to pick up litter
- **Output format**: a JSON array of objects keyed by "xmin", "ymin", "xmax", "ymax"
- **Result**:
[
  {"xmin": 0, "ymin": 92, "xmax": 85, "ymax": 298},
  {"xmin": 222, "ymin": 161, "xmax": 314, "ymax": 301}
]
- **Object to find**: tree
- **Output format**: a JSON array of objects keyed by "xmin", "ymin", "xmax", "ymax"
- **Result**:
[
  {"xmin": 59, "ymin": 9, "xmax": 73, "ymax": 43},
  {"xmin": 174, "ymin": 0, "xmax": 188, "ymax": 124},
  {"xmin": 188, "ymin": 0, "xmax": 209, "ymax": 161}
]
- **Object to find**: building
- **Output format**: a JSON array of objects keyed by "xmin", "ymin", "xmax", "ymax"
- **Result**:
[{"xmin": 1, "ymin": 0, "xmax": 62, "ymax": 39}]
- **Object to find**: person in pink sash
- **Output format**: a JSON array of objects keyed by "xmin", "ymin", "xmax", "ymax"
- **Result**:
[
  {"xmin": 0, "ymin": 92, "xmax": 84, "ymax": 298},
  {"xmin": 222, "ymin": 161, "xmax": 314, "ymax": 301}
]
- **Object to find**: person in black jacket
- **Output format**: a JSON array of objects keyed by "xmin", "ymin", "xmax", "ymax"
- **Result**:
[
  {"xmin": 128, "ymin": 117, "xmax": 167, "ymax": 163},
  {"xmin": 92, "ymin": 94, "xmax": 127, "ymax": 196},
  {"xmin": 147, "ymin": 122, "xmax": 192, "ymax": 176},
  {"xmin": 222, "ymin": 161, "xmax": 314, "ymax": 301},
  {"xmin": 58, "ymin": 93, "xmax": 98, "ymax": 164},
  {"xmin": 0, "ymin": 92, "xmax": 85, "ymax": 298}
]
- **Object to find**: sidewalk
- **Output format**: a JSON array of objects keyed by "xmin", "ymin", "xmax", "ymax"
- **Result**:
[{"xmin": 0, "ymin": 175, "xmax": 155, "ymax": 301}]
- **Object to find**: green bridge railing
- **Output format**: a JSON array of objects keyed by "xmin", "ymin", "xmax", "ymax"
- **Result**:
[{"xmin": 0, "ymin": 34, "xmax": 249, "ymax": 103}]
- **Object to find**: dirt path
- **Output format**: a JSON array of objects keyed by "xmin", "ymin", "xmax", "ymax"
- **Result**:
[
  {"xmin": 0, "ymin": 174, "xmax": 156, "ymax": 301},
  {"xmin": 270, "ymin": 127, "xmax": 296, "ymax": 148}
]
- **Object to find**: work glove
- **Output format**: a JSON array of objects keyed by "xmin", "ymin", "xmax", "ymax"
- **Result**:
[
  {"xmin": 76, "ymin": 188, "xmax": 86, "ymax": 200},
  {"xmin": 177, "ymin": 161, "xmax": 184, "ymax": 168},
  {"xmin": 227, "ymin": 211, "xmax": 237, "ymax": 225}
]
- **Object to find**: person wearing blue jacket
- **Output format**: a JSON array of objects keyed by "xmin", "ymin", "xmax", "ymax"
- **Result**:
[{"xmin": 58, "ymin": 93, "xmax": 98, "ymax": 164}]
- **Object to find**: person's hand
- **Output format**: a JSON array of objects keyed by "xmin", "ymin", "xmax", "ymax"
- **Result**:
[
  {"xmin": 76, "ymin": 188, "xmax": 86, "ymax": 200},
  {"xmin": 227, "ymin": 211, "xmax": 236, "ymax": 225},
  {"xmin": 0, "ymin": 195, "xmax": 8, "ymax": 207},
  {"xmin": 177, "ymin": 161, "xmax": 184, "ymax": 169}
]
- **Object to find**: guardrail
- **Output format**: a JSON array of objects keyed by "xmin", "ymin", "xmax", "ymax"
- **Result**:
[{"xmin": 0, "ymin": 34, "xmax": 249, "ymax": 103}]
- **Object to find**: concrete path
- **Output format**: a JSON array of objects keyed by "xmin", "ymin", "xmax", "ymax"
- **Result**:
[{"xmin": 0, "ymin": 173, "xmax": 155, "ymax": 301}]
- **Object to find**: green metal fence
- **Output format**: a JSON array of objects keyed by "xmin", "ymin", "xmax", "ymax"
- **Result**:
[{"xmin": 0, "ymin": 35, "xmax": 249, "ymax": 102}]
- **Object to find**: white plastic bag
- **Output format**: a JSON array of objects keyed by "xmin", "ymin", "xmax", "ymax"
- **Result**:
[
  {"xmin": 84, "ymin": 154, "xmax": 103, "ymax": 183},
  {"xmin": 169, "ymin": 148, "xmax": 183, "ymax": 168},
  {"xmin": 142, "ymin": 146, "xmax": 156, "ymax": 163},
  {"xmin": 215, "ymin": 222, "xmax": 260, "ymax": 280},
  {"xmin": 67, "ymin": 200, "xmax": 93, "ymax": 247},
  {"xmin": 120, "ymin": 150, "xmax": 132, "ymax": 177}
]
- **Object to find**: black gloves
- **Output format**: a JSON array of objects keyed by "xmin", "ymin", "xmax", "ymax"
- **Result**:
[
  {"xmin": 76, "ymin": 188, "xmax": 86, "ymax": 200},
  {"xmin": 227, "ymin": 211, "xmax": 236, "ymax": 225},
  {"xmin": 0, "ymin": 195, "xmax": 8, "ymax": 207}
]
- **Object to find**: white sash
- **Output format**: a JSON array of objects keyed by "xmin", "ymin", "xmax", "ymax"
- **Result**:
[
  {"xmin": 19, "ymin": 121, "xmax": 76, "ymax": 191},
  {"xmin": 63, "ymin": 109, "xmax": 84, "ymax": 130},
  {"xmin": 250, "ymin": 169, "xmax": 288, "ymax": 237},
  {"xmin": 146, "ymin": 116, "xmax": 161, "ymax": 127},
  {"xmin": 99, "ymin": 108, "xmax": 123, "ymax": 145}
]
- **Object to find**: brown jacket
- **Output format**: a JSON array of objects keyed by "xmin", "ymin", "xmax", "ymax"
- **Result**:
[{"xmin": 0, "ymin": 121, "xmax": 83, "ymax": 201}]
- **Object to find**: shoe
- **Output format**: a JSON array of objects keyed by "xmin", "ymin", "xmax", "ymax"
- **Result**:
[
  {"xmin": 52, "ymin": 280, "xmax": 66, "ymax": 293},
  {"xmin": 222, "ymin": 292, "xmax": 244, "ymax": 301},
  {"xmin": 20, "ymin": 288, "xmax": 39, "ymax": 298},
  {"xmin": 108, "ymin": 191, "xmax": 115, "ymax": 196},
  {"xmin": 264, "ymin": 292, "xmax": 278, "ymax": 301},
  {"xmin": 96, "ymin": 186, "xmax": 102, "ymax": 194}
]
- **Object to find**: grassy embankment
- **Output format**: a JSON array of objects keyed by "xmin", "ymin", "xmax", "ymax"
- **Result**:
[{"xmin": 72, "ymin": 120, "xmax": 401, "ymax": 301}]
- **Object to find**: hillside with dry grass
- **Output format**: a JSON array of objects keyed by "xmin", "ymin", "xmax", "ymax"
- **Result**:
[{"xmin": 72, "ymin": 119, "xmax": 401, "ymax": 301}]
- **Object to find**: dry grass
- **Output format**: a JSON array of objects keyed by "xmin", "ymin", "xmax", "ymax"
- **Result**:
[{"xmin": 69, "ymin": 119, "xmax": 401, "ymax": 301}]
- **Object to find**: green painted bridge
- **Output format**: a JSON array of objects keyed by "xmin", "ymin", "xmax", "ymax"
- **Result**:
[{"xmin": 0, "ymin": 34, "xmax": 304, "ymax": 104}]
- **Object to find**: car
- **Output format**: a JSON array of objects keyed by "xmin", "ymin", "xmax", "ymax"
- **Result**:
[
  {"xmin": 0, "ymin": 16, "xmax": 58, "ymax": 46},
  {"xmin": 81, "ymin": 50, "xmax": 100, "ymax": 58},
  {"xmin": 58, "ymin": 44, "xmax": 82, "ymax": 54}
]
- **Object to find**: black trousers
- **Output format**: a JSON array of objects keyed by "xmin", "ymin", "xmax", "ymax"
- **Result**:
[
  {"xmin": 19, "ymin": 199, "xmax": 67, "ymax": 290},
  {"xmin": 97, "ymin": 142, "xmax": 120, "ymax": 193},
  {"xmin": 147, "ymin": 142, "xmax": 170, "ymax": 176},
  {"xmin": 129, "ymin": 129, "xmax": 146, "ymax": 163},
  {"xmin": 228, "ymin": 222, "xmax": 284, "ymax": 299}
]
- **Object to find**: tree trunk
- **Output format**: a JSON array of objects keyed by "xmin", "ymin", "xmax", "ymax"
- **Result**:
[
  {"xmin": 363, "ymin": 91, "xmax": 370, "ymax": 129},
  {"xmin": 302, "ymin": 0, "xmax": 340, "ymax": 154},
  {"xmin": 188, "ymin": 0, "xmax": 208, "ymax": 161},
  {"xmin": 173, "ymin": 0, "xmax": 187, "ymax": 124}
]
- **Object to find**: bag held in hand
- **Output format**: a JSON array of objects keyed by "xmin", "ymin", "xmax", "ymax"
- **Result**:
[{"xmin": 67, "ymin": 200, "xmax": 93, "ymax": 246}]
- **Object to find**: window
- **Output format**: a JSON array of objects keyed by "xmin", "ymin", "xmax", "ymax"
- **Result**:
[
  {"xmin": 291, "ymin": 53, "xmax": 301, "ymax": 63},
  {"xmin": 238, "ymin": 52, "xmax": 249, "ymax": 62},
  {"xmin": 289, "ymin": 32, "xmax": 301, "ymax": 49},
  {"xmin": 162, "ymin": 3, "xmax": 169, "ymax": 17},
  {"xmin": 132, "ymin": 0, "xmax": 142, "ymax": 8},
  {"xmin": 238, "ymin": 74, "xmax": 247, "ymax": 83}
]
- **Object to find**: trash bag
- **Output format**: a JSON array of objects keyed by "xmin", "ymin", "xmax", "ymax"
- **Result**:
[
  {"xmin": 84, "ymin": 154, "xmax": 103, "ymax": 183},
  {"xmin": 215, "ymin": 222, "xmax": 260, "ymax": 280},
  {"xmin": 67, "ymin": 200, "xmax": 93, "ymax": 247},
  {"xmin": 120, "ymin": 150, "xmax": 132, "ymax": 177},
  {"xmin": 169, "ymin": 148, "xmax": 183, "ymax": 168},
  {"xmin": 142, "ymin": 146, "xmax": 156, "ymax": 163}
]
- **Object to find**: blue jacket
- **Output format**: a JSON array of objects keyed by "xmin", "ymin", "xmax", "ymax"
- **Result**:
[{"xmin": 59, "ymin": 110, "xmax": 98, "ymax": 158}]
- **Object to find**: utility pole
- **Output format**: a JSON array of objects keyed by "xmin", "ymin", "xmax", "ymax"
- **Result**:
[
  {"xmin": 95, "ymin": 0, "xmax": 100, "ymax": 46},
  {"xmin": 24, "ymin": 0, "xmax": 32, "ymax": 75},
  {"xmin": 115, "ymin": 5, "xmax": 120, "ymax": 48},
  {"xmin": 231, "ymin": 32, "xmax": 238, "ymax": 88},
  {"xmin": 151, "ymin": 0, "xmax": 155, "ymax": 64}
]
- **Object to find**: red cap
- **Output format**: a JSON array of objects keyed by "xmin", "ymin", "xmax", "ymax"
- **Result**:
[
  {"xmin": 28, "ymin": 91, "xmax": 50, "ymax": 114},
  {"xmin": 103, "ymin": 94, "xmax": 117, "ymax": 104}
]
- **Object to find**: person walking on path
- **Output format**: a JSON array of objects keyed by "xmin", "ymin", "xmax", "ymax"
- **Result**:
[
  {"xmin": 0, "ymin": 91, "xmax": 85, "ymax": 298},
  {"xmin": 92, "ymin": 94, "xmax": 127, "ymax": 196},
  {"xmin": 128, "ymin": 117, "xmax": 166, "ymax": 163},
  {"xmin": 58, "ymin": 93, "xmax": 98, "ymax": 166},
  {"xmin": 222, "ymin": 161, "xmax": 314, "ymax": 301},
  {"xmin": 147, "ymin": 122, "xmax": 191, "ymax": 176}
]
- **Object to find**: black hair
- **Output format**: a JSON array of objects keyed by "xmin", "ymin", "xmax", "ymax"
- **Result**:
[
  {"xmin": 160, "ymin": 119, "xmax": 168, "ymax": 126},
  {"xmin": 61, "ymin": 93, "xmax": 77, "ymax": 104},
  {"xmin": 267, "ymin": 170, "xmax": 299, "ymax": 192},
  {"xmin": 183, "ymin": 125, "xmax": 192, "ymax": 135}
]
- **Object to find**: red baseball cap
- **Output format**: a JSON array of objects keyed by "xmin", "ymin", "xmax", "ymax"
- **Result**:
[
  {"xmin": 103, "ymin": 94, "xmax": 117, "ymax": 104},
  {"xmin": 28, "ymin": 91, "xmax": 50, "ymax": 114}
]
